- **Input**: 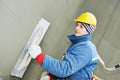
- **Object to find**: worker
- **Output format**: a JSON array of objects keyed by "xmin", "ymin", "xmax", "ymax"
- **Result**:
[{"xmin": 28, "ymin": 12, "xmax": 98, "ymax": 80}]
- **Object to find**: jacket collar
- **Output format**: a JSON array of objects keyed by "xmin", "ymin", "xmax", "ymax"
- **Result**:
[{"xmin": 67, "ymin": 34, "xmax": 92, "ymax": 44}]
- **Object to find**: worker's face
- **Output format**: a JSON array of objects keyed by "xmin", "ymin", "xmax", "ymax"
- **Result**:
[{"xmin": 74, "ymin": 22, "xmax": 88, "ymax": 36}]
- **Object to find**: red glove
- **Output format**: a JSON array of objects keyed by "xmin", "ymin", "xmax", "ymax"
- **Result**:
[{"xmin": 28, "ymin": 44, "xmax": 45, "ymax": 65}]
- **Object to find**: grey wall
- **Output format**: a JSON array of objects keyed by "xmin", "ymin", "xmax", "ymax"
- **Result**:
[
  {"xmin": 0, "ymin": 0, "xmax": 84, "ymax": 80},
  {"xmin": 0, "ymin": 0, "xmax": 120, "ymax": 80}
]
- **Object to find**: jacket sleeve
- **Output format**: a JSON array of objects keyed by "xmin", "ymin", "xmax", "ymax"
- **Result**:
[{"xmin": 40, "ymin": 44, "xmax": 92, "ymax": 78}]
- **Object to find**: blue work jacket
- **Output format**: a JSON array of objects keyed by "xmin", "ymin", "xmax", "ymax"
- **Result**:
[{"xmin": 42, "ymin": 34, "xmax": 98, "ymax": 80}]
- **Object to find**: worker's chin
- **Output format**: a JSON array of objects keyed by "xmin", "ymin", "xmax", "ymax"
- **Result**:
[{"xmin": 75, "ymin": 33, "xmax": 81, "ymax": 36}]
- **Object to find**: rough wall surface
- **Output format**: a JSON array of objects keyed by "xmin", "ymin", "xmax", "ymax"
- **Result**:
[{"xmin": 0, "ymin": 0, "xmax": 83, "ymax": 80}]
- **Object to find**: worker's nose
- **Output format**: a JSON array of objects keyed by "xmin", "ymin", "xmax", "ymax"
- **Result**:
[{"xmin": 75, "ymin": 26, "xmax": 79, "ymax": 30}]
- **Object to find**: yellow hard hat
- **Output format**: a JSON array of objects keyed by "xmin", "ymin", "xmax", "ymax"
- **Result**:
[{"xmin": 75, "ymin": 12, "xmax": 97, "ymax": 30}]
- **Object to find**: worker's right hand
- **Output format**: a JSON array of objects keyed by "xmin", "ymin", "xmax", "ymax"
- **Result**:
[{"xmin": 28, "ymin": 44, "xmax": 42, "ymax": 58}]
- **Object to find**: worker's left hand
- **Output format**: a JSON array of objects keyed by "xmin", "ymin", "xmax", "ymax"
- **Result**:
[
  {"xmin": 28, "ymin": 44, "xmax": 42, "ymax": 58},
  {"xmin": 40, "ymin": 71, "xmax": 54, "ymax": 80},
  {"xmin": 40, "ymin": 75, "xmax": 50, "ymax": 80}
]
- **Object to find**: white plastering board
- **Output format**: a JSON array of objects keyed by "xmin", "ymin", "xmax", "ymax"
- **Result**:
[{"xmin": 10, "ymin": 18, "xmax": 50, "ymax": 78}]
